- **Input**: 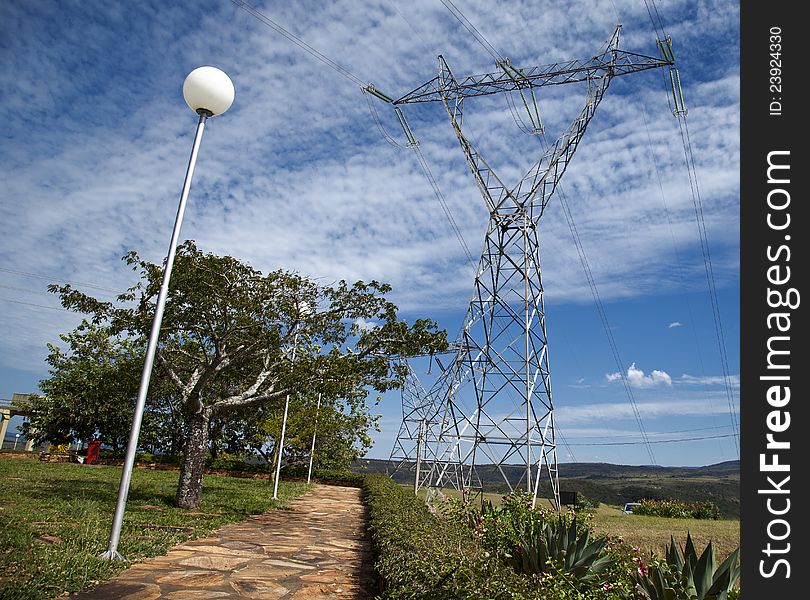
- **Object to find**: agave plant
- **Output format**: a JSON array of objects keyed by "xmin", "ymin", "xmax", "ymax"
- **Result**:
[
  {"xmin": 505, "ymin": 516, "xmax": 613, "ymax": 584},
  {"xmin": 635, "ymin": 533, "xmax": 740, "ymax": 600}
]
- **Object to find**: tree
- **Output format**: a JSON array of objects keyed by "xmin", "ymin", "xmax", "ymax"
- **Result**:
[
  {"xmin": 51, "ymin": 241, "xmax": 447, "ymax": 508},
  {"xmin": 30, "ymin": 321, "xmax": 142, "ymax": 450}
]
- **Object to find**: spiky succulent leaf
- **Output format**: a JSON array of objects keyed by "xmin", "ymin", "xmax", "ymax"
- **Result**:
[
  {"xmin": 705, "ymin": 547, "xmax": 740, "ymax": 597},
  {"xmin": 667, "ymin": 535, "xmax": 684, "ymax": 571},
  {"xmin": 680, "ymin": 557, "xmax": 697, "ymax": 597},
  {"xmin": 693, "ymin": 541, "xmax": 716, "ymax": 597},
  {"xmin": 684, "ymin": 533, "xmax": 698, "ymax": 570}
]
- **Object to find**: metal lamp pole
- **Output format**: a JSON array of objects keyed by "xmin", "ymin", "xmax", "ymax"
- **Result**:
[
  {"xmin": 272, "ymin": 332, "xmax": 299, "ymax": 500},
  {"xmin": 100, "ymin": 67, "xmax": 234, "ymax": 561},
  {"xmin": 306, "ymin": 392, "xmax": 322, "ymax": 484}
]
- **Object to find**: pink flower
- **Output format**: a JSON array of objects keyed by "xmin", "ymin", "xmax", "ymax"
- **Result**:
[{"xmin": 601, "ymin": 582, "xmax": 614, "ymax": 592}]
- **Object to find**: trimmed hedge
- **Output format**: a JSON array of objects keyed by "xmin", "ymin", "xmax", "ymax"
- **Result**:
[{"xmin": 363, "ymin": 475, "xmax": 541, "ymax": 599}]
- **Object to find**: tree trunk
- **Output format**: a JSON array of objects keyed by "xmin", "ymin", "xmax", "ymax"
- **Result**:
[
  {"xmin": 175, "ymin": 409, "xmax": 211, "ymax": 509},
  {"xmin": 267, "ymin": 438, "xmax": 279, "ymax": 486}
]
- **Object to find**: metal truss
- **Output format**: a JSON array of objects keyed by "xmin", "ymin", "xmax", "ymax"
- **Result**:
[{"xmin": 390, "ymin": 28, "xmax": 673, "ymax": 508}]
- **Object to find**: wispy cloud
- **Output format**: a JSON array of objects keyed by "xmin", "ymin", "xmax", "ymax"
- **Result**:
[
  {"xmin": 0, "ymin": 0, "xmax": 741, "ymax": 468},
  {"xmin": 557, "ymin": 395, "xmax": 737, "ymax": 424},
  {"xmin": 668, "ymin": 321, "xmax": 683, "ymax": 328},
  {"xmin": 679, "ymin": 373, "xmax": 740, "ymax": 388}
]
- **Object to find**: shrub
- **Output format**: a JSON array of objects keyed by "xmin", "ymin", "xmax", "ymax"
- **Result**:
[
  {"xmin": 364, "ymin": 475, "xmax": 540, "ymax": 599},
  {"xmin": 466, "ymin": 491, "xmax": 590, "ymax": 560},
  {"xmin": 505, "ymin": 516, "xmax": 613, "ymax": 586},
  {"xmin": 576, "ymin": 493, "xmax": 601, "ymax": 511},
  {"xmin": 632, "ymin": 499, "xmax": 720, "ymax": 520},
  {"xmin": 206, "ymin": 453, "xmax": 266, "ymax": 472},
  {"xmin": 310, "ymin": 468, "xmax": 366, "ymax": 487}
]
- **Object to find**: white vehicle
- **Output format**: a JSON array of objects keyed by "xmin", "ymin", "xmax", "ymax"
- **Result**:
[{"xmin": 622, "ymin": 502, "xmax": 641, "ymax": 514}]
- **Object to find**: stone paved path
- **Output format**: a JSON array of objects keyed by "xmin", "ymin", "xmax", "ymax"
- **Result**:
[{"xmin": 77, "ymin": 485, "xmax": 376, "ymax": 599}]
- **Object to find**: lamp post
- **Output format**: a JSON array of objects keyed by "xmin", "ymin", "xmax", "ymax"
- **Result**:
[
  {"xmin": 272, "ymin": 339, "xmax": 297, "ymax": 500},
  {"xmin": 272, "ymin": 302, "xmax": 312, "ymax": 500},
  {"xmin": 14, "ymin": 434, "xmax": 20, "ymax": 451},
  {"xmin": 100, "ymin": 66, "xmax": 234, "ymax": 561},
  {"xmin": 306, "ymin": 392, "xmax": 322, "ymax": 484}
]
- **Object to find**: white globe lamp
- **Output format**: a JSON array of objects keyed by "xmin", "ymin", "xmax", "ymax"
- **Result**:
[{"xmin": 183, "ymin": 66, "xmax": 235, "ymax": 116}]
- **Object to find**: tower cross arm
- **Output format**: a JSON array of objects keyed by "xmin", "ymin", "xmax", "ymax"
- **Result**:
[{"xmin": 393, "ymin": 50, "xmax": 672, "ymax": 105}]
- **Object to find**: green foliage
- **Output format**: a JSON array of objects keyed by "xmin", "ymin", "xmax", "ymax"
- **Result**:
[
  {"xmin": 633, "ymin": 499, "xmax": 721, "ymax": 520},
  {"xmin": 44, "ymin": 241, "xmax": 448, "ymax": 507},
  {"xmin": 364, "ymin": 476, "xmax": 541, "ymax": 599},
  {"xmin": 457, "ymin": 491, "xmax": 612, "ymax": 589},
  {"xmin": 29, "ymin": 323, "xmax": 142, "ymax": 449},
  {"xmin": 505, "ymin": 516, "xmax": 613, "ymax": 586},
  {"xmin": 575, "ymin": 492, "xmax": 601, "ymax": 511},
  {"xmin": 634, "ymin": 533, "xmax": 740, "ymax": 600},
  {"xmin": 463, "ymin": 491, "xmax": 589, "ymax": 560}
]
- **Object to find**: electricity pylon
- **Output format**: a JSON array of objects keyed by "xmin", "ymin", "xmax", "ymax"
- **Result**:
[{"xmin": 389, "ymin": 28, "xmax": 673, "ymax": 508}]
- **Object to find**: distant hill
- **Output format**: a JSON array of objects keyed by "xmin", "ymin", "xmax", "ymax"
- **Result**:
[{"xmin": 353, "ymin": 458, "xmax": 740, "ymax": 518}]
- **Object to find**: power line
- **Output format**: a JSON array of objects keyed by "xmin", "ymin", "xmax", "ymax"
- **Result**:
[
  {"xmin": 570, "ymin": 423, "xmax": 735, "ymax": 441},
  {"xmin": 557, "ymin": 187, "xmax": 656, "ymax": 465},
  {"xmin": 438, "ymin": 0, "xmax": 504, "ymax": 63},
  {"xmin": 532, "ymin": 107, "xmax": 656, "ymax": 464},
  {"xmin": 232, "ymin": 0, "xmax": 477, "ymax": 275},
  {"xmin": 568, "ymin": 433, "xmax": 736, "ymax": 447},
  {"xmin": 675, "ymin": 113, "xmax": 740, "ymax": 456},
  {"xmin": 636, "ymin": 0, "xmax": 739, "ymax": 457},
  {"xmin": 230, "ymin": 0, "xmax": 367, "ymax": 88},
  {"xmin": 0, "ymin": 266, "xmax": 119, "ymax": 294},
  {"xmin": 638, "ymin": 105, "xmax": 727, "ymax": 460},
  {"xmin": 412, "ymin": 145, "xmax": 477, "ymax": 270},
  {"xmin": 0, "ymin": 296, "xmax": 71, "ymax": 312},
  {"xmin": 0, "ymin": 283, "xmax": 52, "ymax": 296}
]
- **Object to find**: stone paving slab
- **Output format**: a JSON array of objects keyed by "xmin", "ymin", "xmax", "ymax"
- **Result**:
[{"xmin": 75, "ymin": 485, "xmax": 376, "ymax": 599}]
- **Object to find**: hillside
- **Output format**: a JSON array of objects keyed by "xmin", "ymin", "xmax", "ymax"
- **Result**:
[{"xmin": 353, "ymin": 459, "xmax": 740, "ymax": 518}]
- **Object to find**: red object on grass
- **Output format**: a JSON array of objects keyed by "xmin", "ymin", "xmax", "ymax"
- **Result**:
[{"xmin": 85, "ymin": 440, "xmax": 101, "ymax": 465}]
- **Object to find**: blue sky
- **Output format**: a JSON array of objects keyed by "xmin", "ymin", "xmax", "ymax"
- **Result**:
[{"xmin": 0, "ymin": 0, "xmax": 739, "ymax": 466}]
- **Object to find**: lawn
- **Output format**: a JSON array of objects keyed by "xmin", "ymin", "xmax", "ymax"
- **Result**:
[
  {"xmin": 412, "ymin": 484, "xmax": 740, "ymax": 562},
  {"xmin": 589, "ymin": 504, "xmax": 740, "ymax": 562},
  {"xmin": 0, "ymin": 457, "xmax": 309, "ymax": 599}
]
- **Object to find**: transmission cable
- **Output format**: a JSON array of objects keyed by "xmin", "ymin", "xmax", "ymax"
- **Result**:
[
  {"xmin": 634, "ymin": 0, "xmax": 739, "ymax": 457},
  {"xmin": 438, "ymin": 0, "xmax": 504, "ymax": 63},
  {"xmin": 556, "ymin": 186, "xmax": 656, "ymax": 465},
  {"xmin": 0, "ymin": 296, "xmax": 71, "ymax": 312},
  {"xmin": 639, "ymin": 105, "xmax": 729, "ymax": 459},
  {"xmin": 412, "ymin": 146, "xmax": 477, "ymax": 270},
  {"xmin": 675, "ymin": 113, "xmax": 740, "ymax": 456},
  {"xmin": 568, "ymin": 433, "xmax": 736, "ymax": 447},
  {"xmin": 230, "ymin": 0, "xmax": 366, "ymax": 88},
  {"xmin": 0, "ymin": 266, "xmax": 119, "ymax": 294},
  {"xmin": 531, "ymin": 116, "xmax": 656, "ymax": 464},
  {"xmin": 232, "ymin": 0, "xmax": 477, "ymax": 276}
]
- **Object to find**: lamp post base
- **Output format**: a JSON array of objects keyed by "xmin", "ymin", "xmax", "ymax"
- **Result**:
[{"xmin": 98, "ymin": 549, "xmax": 127, "ymax": 561}]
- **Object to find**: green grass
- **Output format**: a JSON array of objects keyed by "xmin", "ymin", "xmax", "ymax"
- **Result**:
[
  {"xmin": 589, "ymin": 504, "xmax": 740, "ymax": 561},
  {"xmin": 407, "ymin": 484, "xmax": 739, "ymax": 562},
  {"xmin": 0, "ymin": 457, "xmax": 310, "ymax": 599}
]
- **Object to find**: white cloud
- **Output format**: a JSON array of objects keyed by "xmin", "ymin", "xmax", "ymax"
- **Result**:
[
  {"xmin": 0, "ymin": 0, "xmax": 742, "ymax": 473},
  {"xmin": 557, "ymin": 395, "xmax": 736, "ymax": 424},
  {"xmin": 606, "ymin": 363, "xmax": 672, "ymax": 388},
  {"xmin": 668, "ymin": 321, "xmax": 683, "ymax": 328},
  {"xmin": 679, "ymin": 374, "xmax": 740, "ymax": 388},
  {"xmin": 353, "ymin": 317, "xmax": 379, "ymax": 331}
]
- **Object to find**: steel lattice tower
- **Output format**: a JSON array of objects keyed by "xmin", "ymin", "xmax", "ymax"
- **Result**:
[{"xmin": 389, "ymin": 28, "xmax": 674, "ymax": 508}]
